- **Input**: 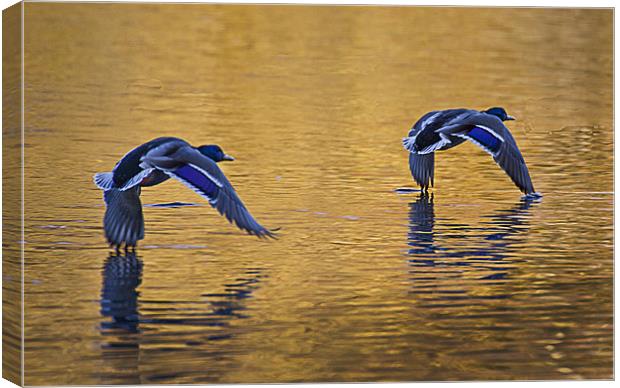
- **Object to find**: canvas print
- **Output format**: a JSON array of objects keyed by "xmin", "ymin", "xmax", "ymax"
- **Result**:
[{"xmin": 2, "ymin": 1, "xmax": 613, "ymax": 385}]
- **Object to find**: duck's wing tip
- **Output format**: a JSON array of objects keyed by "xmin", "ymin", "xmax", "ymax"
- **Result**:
[
  {"xmin": 242, "ymin": 222, "xmax": 279, "ymax": 240},
  {"xmin": 258, "ymin": 227, "xmax": 280, "ymax": 240},
  {"xmin": 522, "ymin": 192, "xmax": 543, "ymax": 200}
]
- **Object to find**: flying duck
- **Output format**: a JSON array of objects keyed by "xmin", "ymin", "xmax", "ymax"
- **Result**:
[
  {"xmin": 94, "ymin": 137, "xmax": 275, "ymax": 249},
  {"xmin": 402, "ymin": 107, "xmax": 536, "ymax": 195}
]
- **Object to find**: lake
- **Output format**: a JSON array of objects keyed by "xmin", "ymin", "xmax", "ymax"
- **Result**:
[{"xmin": 13, "ymin": 3, "xmax": 614, "ymax": 384}]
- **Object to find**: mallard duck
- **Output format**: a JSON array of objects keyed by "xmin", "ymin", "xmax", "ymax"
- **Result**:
[
  {"xmin": 94, "ymin": 137, "xmax": 275, "ymax": 250},
  {"xmin": 402, "ymin": 107, "xmax": 536, "ymax": 195}
]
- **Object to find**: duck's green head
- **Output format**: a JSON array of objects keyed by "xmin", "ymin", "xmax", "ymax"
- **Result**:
[
  {"xmin": 197, "ymin": 145, "xmax": 235, "ymax": 162},
  {"xmin": 484, "ymin": 107, "xmax": 515, "ymax": 121}
]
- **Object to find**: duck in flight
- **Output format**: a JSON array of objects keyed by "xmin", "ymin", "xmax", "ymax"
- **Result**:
[
  {"xmin": 402, "ymin": 107, "xmax": 537, "ymax": 195},
  {"xmin": 94, "ymin": 137, "xmax": 275, "ymax": 250}
]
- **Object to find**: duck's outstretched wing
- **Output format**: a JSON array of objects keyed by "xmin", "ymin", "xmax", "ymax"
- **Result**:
[
  {"xmin": 409, "ymin": 152, "xmax": 434, "ymax": 190},
  {"xmin": 142, "ymin": 146, "xmax": 275, "ymax": 238},
  {"xmin": 439, "ymin": 113, "xmax": 536, "ymax": 195},
  {"xmin": 103, "ymin": 187, "xmax": 145, "ymax": 247}
]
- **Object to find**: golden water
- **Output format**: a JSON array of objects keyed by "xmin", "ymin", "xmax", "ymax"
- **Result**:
[{"xmin": 19, "ymin": 3, "xmax": 612, "ymax": 384}]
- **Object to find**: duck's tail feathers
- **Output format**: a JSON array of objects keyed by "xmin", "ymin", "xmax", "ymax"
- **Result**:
[
  {"xmin": 402, "ymin": 135, "xmax": 418, "ymax": 153},
  {"xmin": 409, "ymin": 152, "xmax": 434, "ymax": 191},
  {"xmin": 94, "ymin": 172, "xmax": 115, "ymax": 190},
  {"xmin": 103, "ymin": 187, "xmax": 145, "ymax": 248}
]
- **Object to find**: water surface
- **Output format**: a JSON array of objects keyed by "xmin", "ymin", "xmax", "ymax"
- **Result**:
[{"xmin": 21, "ymin": 4, "xmax": 612, "ymax": 384}]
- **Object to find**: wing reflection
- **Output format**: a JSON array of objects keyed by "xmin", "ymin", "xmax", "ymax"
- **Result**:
[{"xmin": 200, "ymin": 268, "xmax": 266, "ymax": 322}]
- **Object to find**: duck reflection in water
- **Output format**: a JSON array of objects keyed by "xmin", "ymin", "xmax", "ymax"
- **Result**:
[
  {"xmin": 407, "ymin": 193, "xmax": 539, "ymax": 284},
  {"xmin": 100, "ymin": 254, "xmax": 266, "ymax": 332},
  {"xmin": 98, "ymin": 252, "xmax": 267, "ymax": 382},
  {"xmin": 100, "ymin": 253, "xmax": 143, "ymax": 334},
  {"xmin": 99, "ymin": 253, "xmax": 143, "ymax": 384}
]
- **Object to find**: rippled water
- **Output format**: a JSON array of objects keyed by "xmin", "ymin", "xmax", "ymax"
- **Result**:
[{"xmin": 16, "ymin": 3, "xmax": 613, "ymax": 384}]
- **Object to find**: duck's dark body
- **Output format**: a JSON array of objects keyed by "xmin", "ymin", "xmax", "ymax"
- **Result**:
[
  {"xmin": 94, "ymin": 137, "xmax": 274, "ymax": 250},
  {"xmin": 409, "ymin": 109, "xmax": 468, "ymax": 152},
  {"xmin": 403, "ymin": 107, "xmax": 536, "ymax": 195},
  {"xmin": 112, "ymin": 137, "xmax": 178, "ymax": 188}
]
